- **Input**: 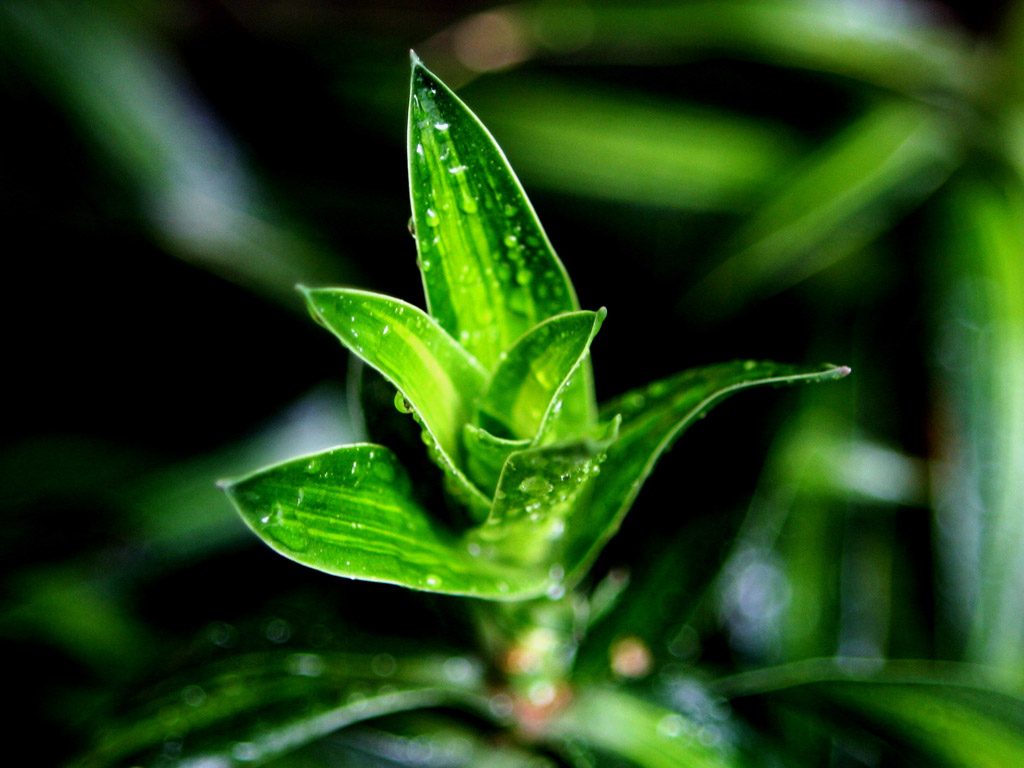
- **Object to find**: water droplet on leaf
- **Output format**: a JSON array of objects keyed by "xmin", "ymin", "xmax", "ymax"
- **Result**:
[
  {"xmin": 262, "ymin": 504, "xmax": 310, "ymax": 552},
  {"xmin": 519, "ymin": 475, "xmax": 553, "ymax": 496}
]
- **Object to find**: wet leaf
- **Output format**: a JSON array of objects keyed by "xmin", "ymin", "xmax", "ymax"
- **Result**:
[
  {"xmin": 301, "ymin": 287, "xmax": 490, "ymax": 516},
  {"xmin": 67, "ymin": 650, "xmax": 487, "ymax": 768},
  {"xmin": 471, "ymin": 418, "xmax": 620, "ymax": 569},
  {"xmin": 476, "ymin": 309, "xmax": 605, "ymax": 442},
  {"xmin": 462, "ymin": 423, "xmax": 529, "ymax": 498},
  {"xmin": 407, "ymin": 56, "xmax": 581, "ymax": 372},
  {"xmin": 561, "ymin": 362, "xmax": 851, "ymax": 584},
  {"xmin": 221, "ymin": 445, "xmax": 547, "ymax": 599}
]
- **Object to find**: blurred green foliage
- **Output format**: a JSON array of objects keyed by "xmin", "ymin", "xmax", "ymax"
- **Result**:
[{"xmin": 5, "ymin": 0, "xmax": 1024, "ymax": 766}]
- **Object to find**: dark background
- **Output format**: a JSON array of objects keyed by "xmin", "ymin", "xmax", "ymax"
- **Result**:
[{"xmin": 1, "ymin": 1, "xmax": 1020, "ymax": 764}]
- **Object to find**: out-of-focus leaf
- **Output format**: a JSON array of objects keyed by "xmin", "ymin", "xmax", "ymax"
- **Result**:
[
  {"xmin": 468, "ymin": 77, "xmax": 800, "ymax": 211},
  {"xmin": 547, "ymin": 686, "xmax": 741, "ymax": 768},
  {"xmin": 471, "ymin": 418, "xmax": 620, "ymax": 571},
  {"xmin": 506, "ymin": 0, "xmax": 975, "ymax": 97},
  {"xmin": 934, "ymin": 178, "xmax": 1024, "ymax": 679},
  {"xmin": 68, "ymin": 650, "xmax": 488, "ymax": 768},
  {"xmin": 715, "ymin": 659, "xmax": 1024, "ymax": 768},
  {"xmin": 222, "ymin": 445, "xmax": 548, "ymax": 599},
  {"xmin": 289, "ymin": 715, "xmax": 559, "ymax": 768},
  {"xmin": 561, "ymin": 362, "xmax": 851, "ymax": 585},
  {"xmin": 685, "ymin": 100, "xmax": 957, "ymax": 317},
  {"xmin": 1, "ymin": 566, "xmax": 153, "ymax": 678},
  {"xmin": 407, "ymin": 56, "xmax": 581, "ymax": 372},
  {"xmin": 301, "ymin": 288, "xmax": 491, "ymax": 516},
  {"xmin": 0, "ymin": 0, "xmax": 347, "ymax": 305},
  {"xmin": 477, "ymin": 310, "xmax": 605, "ymax": 441},
  {"xmin": 827, "ymin": 682, "xmax": 1024, "ymax": 768}
]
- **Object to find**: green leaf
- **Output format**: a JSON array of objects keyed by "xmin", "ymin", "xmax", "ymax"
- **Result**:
[
  {"xmin": 407, "ymin": 56, "xmax": 580, "ymax": 372},
  {"xmin": 468, "ymin": 75, "xmax": 800, "ymax": 212},
  {"xmin": 824, "ymin": 681, "xmax": 1024, "ymax": 768},
  {"xmin": 462, "ymin": 423, "xmax": 529, "ymax": 498},
  {"xmin": 561, "ymin": 362, "xmax": 851, "ymax": 584},
  {"xmin": 301, "ymin": 287, "xmax": 490, "ymax": 515},
  {"xmin": 221, "ymin": 445, "xmax": 548, "ymax": 599},
  {"xmin": 513, "ymin": 0, "xmax": 974, "ymax": 98},
  {"xmin": 714, "ymin": 658, "xmax": 1024, "ymax": 768},
  {"xmin": 547, "ymin": 685, "xmax": 742, "ymax": 768},
  {"xmin": 470, "ymin": 418, "xmax": 620, "ymax": 570},
  {"xmin": 476, "ymin": 309, "xmax": 605, "ymax": 441},
  {"xmin": 685, "ymin": 100, "xmax": 956, "ymax": 317},
  {"xmin": 67, "ymin": 650, "xmax": 488, "ymax": 768},
  {"xmin": 937, "ymin": 178, "xmax": 1024, "ymax": 678}
]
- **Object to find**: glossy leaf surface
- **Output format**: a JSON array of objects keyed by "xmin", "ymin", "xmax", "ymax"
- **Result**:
[
  {"xmin": 222, "ymin": 445, "xmax": 547, "ymax": 598},
  {"xmin": 548, "ymin": 686, "xmax": 741, "ymax": 768},
  {"xmin": 472, "ymin": 418, "xmax": 620, "ymax": 569},
  {"xmin": 408, "ymin": 56, "xmax": 580, "ymax": 371},
  {"xmin": 302, "ymin": 287, "xmax": 490, "ymax": 514},
  {"xmin": 476, "ymin": 309, "xmax": 604, "ymax": 441},
  {"xmin": 68, "ymin": 651, "xmax": 487, "ymax": 768},
  {"xmin": 561, "ymin": 362, "xmax": 851, "ymax": 584},
  {"xmin": 462, "ymin": 423, "xmax": 529, "ymax": 497}
]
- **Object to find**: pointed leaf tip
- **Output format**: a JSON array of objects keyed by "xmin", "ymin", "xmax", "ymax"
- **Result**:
[{"xmin": 409, "ymin": 49, "xmax": 422, "ymax": 67}]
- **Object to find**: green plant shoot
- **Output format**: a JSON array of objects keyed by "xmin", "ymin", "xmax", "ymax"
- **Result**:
[{"xmin": 220, "ymin": 54, "xmax": 849, "ymax": 602}]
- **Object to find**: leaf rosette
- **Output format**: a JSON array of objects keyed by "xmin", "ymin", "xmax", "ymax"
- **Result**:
[{"xmin": 222, "ymin": 56, "xmax": 849, "ymax": 601}]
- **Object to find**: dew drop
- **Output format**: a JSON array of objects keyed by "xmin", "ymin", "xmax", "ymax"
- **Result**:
[
  {"xmin": 287, "ymin": 652, "xmax": 324, "ymax": 677},
  {"xmin": 394, "ymin": 391, "xmax": 414, "ymax": 414},
  {"xmin": 382, "ymin": 324, "xmax": 390, "ymax": 336},
  {"xmin": 372, "ymin": 653, "xmax": 397, "ymax": 676},
  {"xmin": 503, "ymin": 234, "xmax": 518, "ymax": 247},
  {"xmin": 503, "ymin": 204, "xmax": 518, "ymax": 217},
  {"xmin": 519, "ymin": 475, "xmax": 553, "ymax": 496},
  {"xmin": 546, "ymin": 583, "xmax": 566, "ymax": 600},
  {"xmin": 743, "ymin": 359, "xmax": 757, "ymax": 371},
  {"xmin": 181, "ymin": 684, "xmax": 206, "ymax": 708},
  {"xmin": 372, "ymin": 460, "xmax": 396, "ymax": 483},
  {"xmin": 232, "ymin": 742, "xmax": 260, "ymax": 761},
  {"xmin": 657, "ymin": 713, "xmax": 686, "ymax": 739},
  {"xmin": 407, "ymin": 217, "xmax": 416, "ymax": 237},
  {"xmin": 448, "ymin": 164, "xmax": 468, "ymax": 174},
  {"xmin": 425, "ymin": 208, "xmax": 440, "ymax": 226},
  {"xmin": 425, "ymin": 574, "xmax": 440, "ymax": 587},
  {"xmin": 434, "ymin": 121, "xmax": 449, "ymax": 130},
  {"xmin": 262, "ymin": 504, "xmax": 310, "ymax": 552},
  {"xmin": 460, "ymin": 197, "xmax": 478, "ymax": 214}
]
